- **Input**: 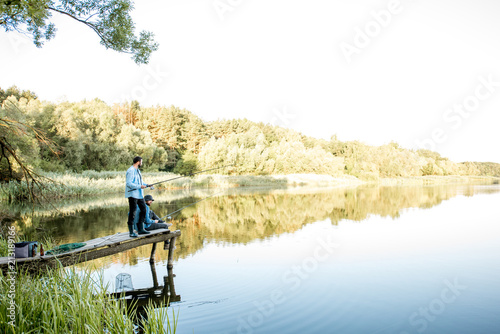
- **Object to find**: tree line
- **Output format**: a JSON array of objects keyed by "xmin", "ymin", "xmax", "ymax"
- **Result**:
[{"xmin": 1, "ymin": 86, "xmax": 499, "ymax": 182}]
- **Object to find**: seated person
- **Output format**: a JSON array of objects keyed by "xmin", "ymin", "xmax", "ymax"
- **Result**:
[{"xmin": 133, "ymin": 194, "xmax": 172, "ymax": 232}]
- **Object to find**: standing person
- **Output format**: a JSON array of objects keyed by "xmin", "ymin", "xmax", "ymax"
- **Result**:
[
  {"xmin": 133, "ymin": 194, "xmax": 172, "ymax": 231},
  {"xmin": 125, "ymin": 156, "xmax": 151, "ymax": 237}
]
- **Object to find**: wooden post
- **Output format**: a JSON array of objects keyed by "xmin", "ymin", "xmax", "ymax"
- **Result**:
[
  {"xmin": 150, "ymin": 242, "xmax": 157, "ymax": 264},
  {"xmin": 150, "ymin": 262, "xmax": 159, "ymax": 288},
  {"xmin": 167, "ymin": 236, "xmax": 177, "ymax": 269},
  {"xmin": 166, "ymin": 267, "xmax": 177, "ymax": 299}
]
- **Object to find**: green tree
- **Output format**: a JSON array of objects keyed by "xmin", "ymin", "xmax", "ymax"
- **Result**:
[
  {"xmin": 173, "ymin": 151, "xmax": 198, "ymax": 176},
  {"xmin": 0, "ymin": 97, "xmax": 40, "ymax": 180},
  {"xmin": 0, "ymin": 86, "xmax": 37, "ymax": 104},
  {"xmin": 0, "ymin": 0, "xmax": 158, "ymax": 64},
  {"xmin": 0, "ymin": 97, "xmax": 58, "ymax": 202},
  {"xmin": 473, "ymin": 162, "xmax": 500, "ymax": 177},
  {"xmin": 112, "ymin": 100, "xmax": 140, "ymax": 126}
]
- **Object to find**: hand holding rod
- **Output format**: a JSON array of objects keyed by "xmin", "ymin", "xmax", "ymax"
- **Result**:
[{"xmin": 127, "ymin": 164, "xmax": 234, "ymax": 190}]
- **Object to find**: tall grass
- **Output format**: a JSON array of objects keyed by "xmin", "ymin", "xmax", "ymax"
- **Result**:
[
  {"xmin": 2, "ymin": 170, "xmax": 496, "ymax": 203},
  {"xmin": 0, "ymin": 170, "xmax": 363, "ymax": 203},
  {"xmin": 0, "ymin": 266, "xmax": 177, "ymax": 333},
  {"xmin": 0, "ymin": 171, "xmax": 181, "ymax": 202},
  {"xmin": 0, "ymin": 232, "xmax": 55, "ymax": 258}
]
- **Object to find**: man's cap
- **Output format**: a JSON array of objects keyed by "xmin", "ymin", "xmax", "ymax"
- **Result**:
[{"xmin": 144, "ymin": 194, "xmax": 154, "ymax": 201}]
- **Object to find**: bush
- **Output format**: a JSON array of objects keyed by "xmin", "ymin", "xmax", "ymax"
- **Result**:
[
  {"xmin": 173, "ymin": 152, "xmax": 198, "ymax": 176},
  {"xmin": 39, "ymin": 160, "xmax": 66, "ymax": 173}
]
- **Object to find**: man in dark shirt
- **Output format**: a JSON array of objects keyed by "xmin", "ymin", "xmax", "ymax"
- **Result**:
[{"xmin": 133, "ymin": 194, "xmax": 172, "ymax": 231}]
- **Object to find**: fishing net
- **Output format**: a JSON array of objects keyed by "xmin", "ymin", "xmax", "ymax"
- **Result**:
[
  {"xmin": 115, "ymin": 273, "xmax": 134, "ymax": 292},
  {"xmin": 45, "ymin": 242, "xmax": 86, "ymax": 255}
]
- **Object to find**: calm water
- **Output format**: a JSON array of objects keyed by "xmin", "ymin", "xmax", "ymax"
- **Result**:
[{"xmin": 8, "ymin": 184, "xmax": 500, "ymax": 333}]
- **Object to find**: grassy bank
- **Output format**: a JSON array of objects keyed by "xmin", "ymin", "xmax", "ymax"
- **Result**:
[
  {"xmin": 0, "ymin": 170, "xmax": 498, "ymax": 203},
  {"xmin": 376, "ymin": 175, "xmax": 500, "ymax": 186},
  {"xmin": 0, "ymin": 261, "xmax": 177, "ymax": 333},
  {"xmin": 0, "ymin": 171, "xmax": 361, "ymax": 203}
]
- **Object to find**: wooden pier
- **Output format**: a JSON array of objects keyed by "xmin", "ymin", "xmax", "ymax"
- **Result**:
[
  {"xmin": 109, "ymin": 264, "xmax": 181, "ymax": 314},
  {"xmin": 0, "ymin": 229, "xmax": 181, "ymax": 274}
]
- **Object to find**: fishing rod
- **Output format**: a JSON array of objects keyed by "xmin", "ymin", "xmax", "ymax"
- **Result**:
[
  {"xmin": 146, "ymin": 164, "xmax": 235, "ymax": 188},
  {"xmin": 159, "ymin": 190, "xmax": 226, "ymax": 221},
  {"xmin": 93, "ymin": 232, "xmax": 120, "ymax": 248}
]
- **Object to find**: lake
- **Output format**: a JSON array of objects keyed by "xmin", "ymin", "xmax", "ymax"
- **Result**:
[{"xmin": 9, "ymin": 183, "xmax": 500, "ymax": 333}]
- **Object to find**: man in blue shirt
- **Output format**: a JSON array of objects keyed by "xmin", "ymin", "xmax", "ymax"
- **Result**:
[{"xmin": 125, "ymin": 156, "xmax": 151, "ymax": 237}]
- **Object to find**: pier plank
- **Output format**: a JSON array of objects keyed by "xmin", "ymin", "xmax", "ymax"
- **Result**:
[{"xmin": 0, "ymin": 229, "xmax": 181, "ymax": 274}]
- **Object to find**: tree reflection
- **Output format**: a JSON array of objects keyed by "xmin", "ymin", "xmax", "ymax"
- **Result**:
[{"xmin": 4, "ymin": 184, "xmax": 499, "ymax": 266}]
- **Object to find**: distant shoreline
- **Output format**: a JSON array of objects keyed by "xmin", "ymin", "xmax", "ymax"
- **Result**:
[
  {"xmin": 1, "ymin": 171, "xmax": 498, "ymax": 203},
  {"xmin": 375, "ymin": 175, "xmax": 500, "ymax": 186}
]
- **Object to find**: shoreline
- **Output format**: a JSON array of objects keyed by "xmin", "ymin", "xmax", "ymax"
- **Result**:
[{"xmin": 1, "ymin": 172, "xmax": 498, "ymax": 203}]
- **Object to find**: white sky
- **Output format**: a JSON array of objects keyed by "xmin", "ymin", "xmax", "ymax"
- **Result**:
[{"xmin": 1, "ymin": 0, "xmax": 499, "ymax": 163}]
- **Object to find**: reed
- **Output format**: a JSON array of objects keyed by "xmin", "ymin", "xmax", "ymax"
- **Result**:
[
  {"xmin": 0, "ymin": 265, "xmax": 177, "ymax": 333},
  {"xmin": 0, "ymin": 170, "xmax": 361, "ymax": 203},
  {"xmin": 2, "ymin": 170, "xmax": 495, "ymax": 203},
  {"xmin": 0, "ymin": 234, "xmax": 55, "ymax": 258}
]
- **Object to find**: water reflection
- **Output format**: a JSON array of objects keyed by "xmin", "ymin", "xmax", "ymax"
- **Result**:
[
  {"xmin": 106, "ymin": 264, "xmax": 180, "ymax": 333},
  {"xmin": 4, "ymin": 183, "xmax": 500, "ymax": 334},
  {"xmin": 110, "ymin": 264, "xmax": 180, "ymax": 314},
  {"xmin": 3, "ymin": 184, "xmax": 500, "ymax": 268}
]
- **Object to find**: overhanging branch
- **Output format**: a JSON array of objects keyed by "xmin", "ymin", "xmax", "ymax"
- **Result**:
[{"xmin": 46, "ymin": 6, "xmax": 134, "ymax": 54}]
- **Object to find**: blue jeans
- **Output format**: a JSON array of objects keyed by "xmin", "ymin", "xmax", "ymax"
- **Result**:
[{"xmin": 145, "ymin": 222, "xmax": 170, "ymax": 231}]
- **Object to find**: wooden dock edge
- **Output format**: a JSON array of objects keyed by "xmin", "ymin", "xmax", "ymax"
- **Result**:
[{"xmin": 0, "ymin": 230, "xmax": 181, "ymax": 274}]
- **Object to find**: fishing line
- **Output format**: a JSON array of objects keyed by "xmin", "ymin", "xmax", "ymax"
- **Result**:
[
  {"xmin": 147, "ymin": 164, "xmax": 235, "ymax": 187},
  {"xmin": 159, "ymin": 190, "xmax": 225, "ymax": 221},
  {"xmin": 126, "ymin": 164, "xmax": 235, "ymax": 190}
]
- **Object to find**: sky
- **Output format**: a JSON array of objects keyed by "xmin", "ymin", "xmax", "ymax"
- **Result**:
[{"xmin": 1, "ymin": 0, "xmax": 499, "ymax": 163}]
